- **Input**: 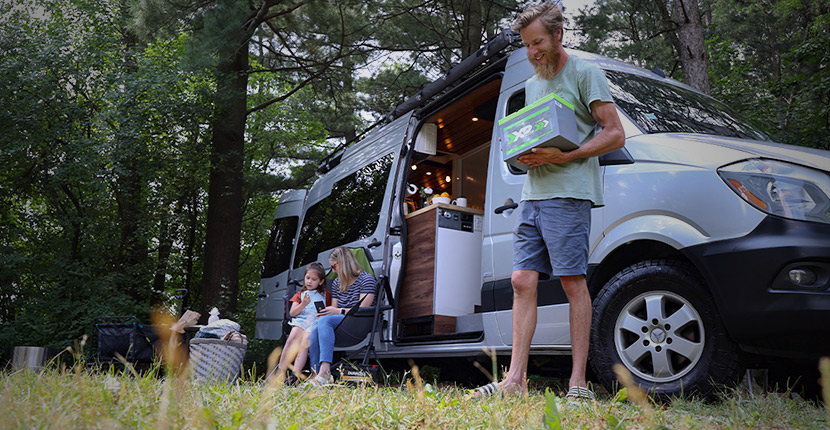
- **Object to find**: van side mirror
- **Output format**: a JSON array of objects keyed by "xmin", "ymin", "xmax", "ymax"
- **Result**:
[{"xmin": 599, "ymin": 148, "xmax": 634, "ymax": 166}]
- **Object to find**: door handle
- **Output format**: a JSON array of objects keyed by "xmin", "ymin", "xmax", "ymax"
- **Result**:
[
  {"xmin": 494, "ymin": 202, "xmax": 518, "ymax": 214},
  {"xmin": 367, "ymin": 238, "xmax": 382, "ymax": 248}
]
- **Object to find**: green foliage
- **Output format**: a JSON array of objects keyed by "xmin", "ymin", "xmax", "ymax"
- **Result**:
[
  {"xmin": 356, "ymin": 62, "xmax": 431, "ymax": 121},
  {"xmin": 575, "ymin": 0, "xmax": 679, "ymax": 75},
  {"xmin": 707, "ymin": 0, "xmax": 830, "ymax": 149},
  {"xmin": 577, "ymin": 0, "xmax": 830, "ymax": 150},
  {"xmin": 0, "ymin": 0, "xmax": 328, "ymax": 357},
  {"xmin": 543, "ymin": 387, "xmax": 562, "ymax": 429}
]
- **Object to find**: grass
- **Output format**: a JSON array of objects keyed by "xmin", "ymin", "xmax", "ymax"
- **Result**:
[
  {"xmin": 2, "ymin": 330, "xmax": 827, "ymax": 429},
  {"xmin": 1, "ymin": 359, "xmax": 827, "ymax": 429}
]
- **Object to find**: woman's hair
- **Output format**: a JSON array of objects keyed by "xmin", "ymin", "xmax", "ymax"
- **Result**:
[
  {"xmin": 510, "ymin": 2, "xmax": 564, "ymax": 43},
  {"xmin": 329, "ymin": 246, "xmax": 362, "ymax": 293},
  {"xmin": 303, "ymin": 262, "xmax": 327, "ymax": 294}
]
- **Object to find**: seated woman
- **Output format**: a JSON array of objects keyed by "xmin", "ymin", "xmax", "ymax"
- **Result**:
[{"xmin": 304, "ymin": 246, "xmax": 377, "ymax": 387}]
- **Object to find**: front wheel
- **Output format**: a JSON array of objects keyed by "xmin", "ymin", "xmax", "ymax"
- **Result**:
[{"xmin": 590, "ymin": 260, "xmax": 742, "ymax": 400}]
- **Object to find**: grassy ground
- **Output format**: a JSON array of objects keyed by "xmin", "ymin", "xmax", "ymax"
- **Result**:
[{"xmin": 2, "ymin": 359, "xmax": 828, "ymax": 430}]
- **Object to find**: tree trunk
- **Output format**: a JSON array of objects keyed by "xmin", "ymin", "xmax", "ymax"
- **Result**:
[
  {"xmin": 201, "ymin": 43, "xmax": 249, "ymax": 316},
  {"xmin": 113, "ymin": 10, "xmax": 153, "ymax": 304},
  {"xmin": 671, "ymin": 0, "xmax": 710, "ymax": 94}
]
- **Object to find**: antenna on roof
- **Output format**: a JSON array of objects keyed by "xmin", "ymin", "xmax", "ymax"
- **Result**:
[{"xmin": 652, "ymin": 66, "xmax": 666, "ymax": 78}]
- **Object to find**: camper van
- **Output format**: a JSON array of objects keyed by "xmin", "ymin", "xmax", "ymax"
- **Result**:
[{"xmin": 256, "ymin": 31, "xmax": 830, "ymax": 398}]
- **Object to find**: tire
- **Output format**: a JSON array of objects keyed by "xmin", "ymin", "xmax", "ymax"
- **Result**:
[{"xmin": 590, "ymin": 259, "xmax": 741, "ymax": 400}]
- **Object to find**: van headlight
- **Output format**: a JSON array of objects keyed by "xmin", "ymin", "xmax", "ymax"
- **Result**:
[{"xmin": 718, "ymin": 159, "xmax": 830, "ymax": 224}]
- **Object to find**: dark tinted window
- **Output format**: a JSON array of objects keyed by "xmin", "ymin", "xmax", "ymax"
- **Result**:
[
  {"xmin": 606, "ymin": 71, "xmax": 769, "ymax": 140},
  {"xmin": 261, "ymin": 216, "xmax": 299, "ymax": 278},
  {"xmin": 505, "ymin": 91, "xmax": 528, "ymax": 175},
  {"xmin": 507, "ymin": 91, "xmax": 525, "ymax": 116},
  {"xmin": 294, "ymin": 153, "xmax": 394, "ymax": 266}
]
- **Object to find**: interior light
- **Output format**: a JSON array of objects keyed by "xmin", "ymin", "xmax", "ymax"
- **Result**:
[
  {"xmin": 426, "ymin": 171, "xmax": 432, "ymax": 175},
  {"xmin": 445, "ymin": 176, "xmax": 451, "ymax": 182},
  {"xmin": 472, "ymin": 117, "xmax": 479, "ymax": 122},
  {"xmin": 411, "ymin": 165, "xmax": 417, "ymax": 170}
]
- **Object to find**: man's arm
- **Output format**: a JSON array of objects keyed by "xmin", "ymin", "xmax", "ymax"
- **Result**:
[{"xmin": 516, "ymin": 100, "xmax": 625, "ymax": 167}]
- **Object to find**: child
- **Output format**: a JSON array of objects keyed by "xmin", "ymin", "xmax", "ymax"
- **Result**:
[{"xmin": 273, "ymin": 262, "xmax": 330, "ymax": 384}]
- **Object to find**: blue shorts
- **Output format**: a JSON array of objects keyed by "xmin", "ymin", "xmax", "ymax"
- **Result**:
[{"xmin": 513, "ymin": 199, "xmax": 591, "ymax": 278}]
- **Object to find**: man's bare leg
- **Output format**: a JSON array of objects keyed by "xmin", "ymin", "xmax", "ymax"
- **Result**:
[
  {"xmin": 501, "ymin": 269, "xmax": 540, "ymax": 393},
  {"xmin": 560, "ymin": 274, "xmax": 591, "ymax": 388}
]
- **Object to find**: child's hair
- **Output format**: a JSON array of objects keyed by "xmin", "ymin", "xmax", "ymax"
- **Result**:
[{"xmin": 303, "ymin": 262, "xmax": 327, "ymax": 294}]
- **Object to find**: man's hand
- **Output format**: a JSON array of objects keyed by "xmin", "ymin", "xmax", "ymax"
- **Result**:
[{"xmin": 517, "ymin": 146, "xmax": 574, "ymax": 167}]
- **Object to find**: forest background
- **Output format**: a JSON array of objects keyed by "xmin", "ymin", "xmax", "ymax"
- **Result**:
[{"xmin": 1, "ymin": 0, "xmax": 828, "ymax": 363}]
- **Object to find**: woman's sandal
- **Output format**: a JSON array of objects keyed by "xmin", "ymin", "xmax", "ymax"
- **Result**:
[
  {"xmin": 565, "ymin": 386, "xmax": 595, "ymax": 401},
  {"xmin": 300, "ymin": 374, "xmax": 333, "ymax": 389}
]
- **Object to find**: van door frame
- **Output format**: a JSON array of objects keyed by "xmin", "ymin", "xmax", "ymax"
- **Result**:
[{"xmin": 388, "ymin": 72, "xmax": 506, "ymax": 345}]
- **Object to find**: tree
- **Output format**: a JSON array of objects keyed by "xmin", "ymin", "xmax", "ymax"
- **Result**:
[
  {"xmin": 707, "ymin": 0, "xmax": 830, "ymax": 148},
  {"xmin": 0, "ymin": 0, "xmax": 214, "ymax": 352},
  {"xmin": 575, "ymin": 0, "xmax": 710, "ymax": 93},
  {"xmin": 575, "ymin": 0, "xmax": 829, "ymax": 148}
]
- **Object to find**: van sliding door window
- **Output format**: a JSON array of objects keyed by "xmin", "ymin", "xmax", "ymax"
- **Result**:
[
  {"xmin": 261, "ymin": 216, "xmax": 299, "ymax": 278},
  {"xmin": 505, "ymin": 91, "xmax": 529, "ymax": 175},
  {"xmin": 294, "ymin": 153, "xmax": 395, "ymax": 267}
]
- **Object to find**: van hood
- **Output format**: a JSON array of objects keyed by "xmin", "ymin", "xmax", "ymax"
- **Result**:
[{"xmin": 676, "ymin": 133, "xmax": 830, "ymax": 171}]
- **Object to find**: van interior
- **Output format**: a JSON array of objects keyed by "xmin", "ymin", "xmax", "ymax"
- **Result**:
[{"xmin": 397, "ymin": 76, "xmax": 502, "ymax": 341}]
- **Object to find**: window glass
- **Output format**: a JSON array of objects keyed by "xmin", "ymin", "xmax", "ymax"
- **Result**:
[
  {"xmin": 505, "ymin": 91, "xmax": 528, "ymax": 175},
  {"xmin": 261, "ymin": 216, "xmax": 299, "ymax": 278},
  {"xmin": 294, "ymin": 153, "xmax": 394, "ymax": 266},
  {"xmin": 605, "ymin": 71, "xmax": 770, "ymax": 141},
  {"xmin": 507, "ymin": 91, "xmax": 525, "ymax": 116}
]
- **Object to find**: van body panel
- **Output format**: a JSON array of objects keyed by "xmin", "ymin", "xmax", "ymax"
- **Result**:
[
  {"xmin": 256, "ymin": 190, "xmax": 306, "ymax": 340},
  {"xmin": 495, "ymin": 303, "xmax": 572, "ymax": 346}
]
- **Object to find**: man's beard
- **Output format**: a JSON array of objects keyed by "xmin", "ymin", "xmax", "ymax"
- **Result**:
[{"xmin": 530, "ymin": 46, "xmax": 558, "ymax": 80}]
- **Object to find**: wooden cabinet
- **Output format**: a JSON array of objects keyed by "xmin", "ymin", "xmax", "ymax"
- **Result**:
[{"xmin": 397, "ymin": 203, "xmax": 483, "ymax": 336}]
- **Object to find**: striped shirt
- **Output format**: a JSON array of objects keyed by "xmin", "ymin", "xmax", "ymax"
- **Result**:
[{"xmin": 331, "ymin": 271, "xmax": 377, "ymax": 308}]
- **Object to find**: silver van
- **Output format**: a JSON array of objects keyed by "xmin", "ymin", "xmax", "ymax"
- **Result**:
[{"xmin": 256, "ymin": 31, "xmax": 830, "ymax": 398}]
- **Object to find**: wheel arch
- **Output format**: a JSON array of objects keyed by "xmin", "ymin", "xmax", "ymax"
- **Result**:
[{"xmin": 588, "ymin": 240, "xmax": 707, "ymax": 300}]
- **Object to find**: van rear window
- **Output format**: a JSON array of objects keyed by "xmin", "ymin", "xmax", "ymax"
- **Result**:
[
  {"xmin": 605, "ymin": 71, "xmax": 769, "ymax": 141},
  {"xmin": 261, "ymin": 216, "xmax": 299, "ymax": 278},
  {"xmin": 294, "ymin": 153, "xmax": 394, "ymax": 267}
]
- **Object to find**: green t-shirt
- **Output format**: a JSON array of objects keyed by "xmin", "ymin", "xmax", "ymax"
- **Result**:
[{"xmin": 521, "ymin": 55, "xmax": 613, "ymax": 207}]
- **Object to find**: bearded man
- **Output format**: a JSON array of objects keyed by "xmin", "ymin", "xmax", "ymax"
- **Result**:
[{"xmin": 471, "ymin": 2, "xmax": 624, "ymax": 400}]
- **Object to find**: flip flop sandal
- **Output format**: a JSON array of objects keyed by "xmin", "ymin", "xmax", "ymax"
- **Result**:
[
  {"xmin": 469, "ymin": 381, "xmax": 501, "ymax": 398},
  {"xmin": 565, "ymin": 386, "xmax": 595, "ymax": 400},
  {"xmin": 300, "ymin": 374, "xmax": 333, "ymax": 389}
]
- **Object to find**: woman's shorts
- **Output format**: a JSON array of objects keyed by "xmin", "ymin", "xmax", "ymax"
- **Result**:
[{"xmin": 513, "ymin": 198, "xmax": 591, "ymax": 278}]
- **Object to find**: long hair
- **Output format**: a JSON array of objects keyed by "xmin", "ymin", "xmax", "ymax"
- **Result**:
[
  {"xmin": 329, "ymin": 246, "xmax": 362, "ymax": 293},
  {"xmin": 303, "ymin": 262, "xmax": 327, "ymax": 295},
  {"xmin": 510, "ymin": 2, "xmax": 564, "ymax": 43}
]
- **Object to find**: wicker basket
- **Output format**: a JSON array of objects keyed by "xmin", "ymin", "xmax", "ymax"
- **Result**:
[{"xmin": 189, "ymin": 338, "xmax": 247, "ymax": 384}]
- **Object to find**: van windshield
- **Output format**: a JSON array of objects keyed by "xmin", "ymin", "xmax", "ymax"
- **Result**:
[{"xmin": 606, "ymin": 71, "xmax": 770, "ymax": 141}]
